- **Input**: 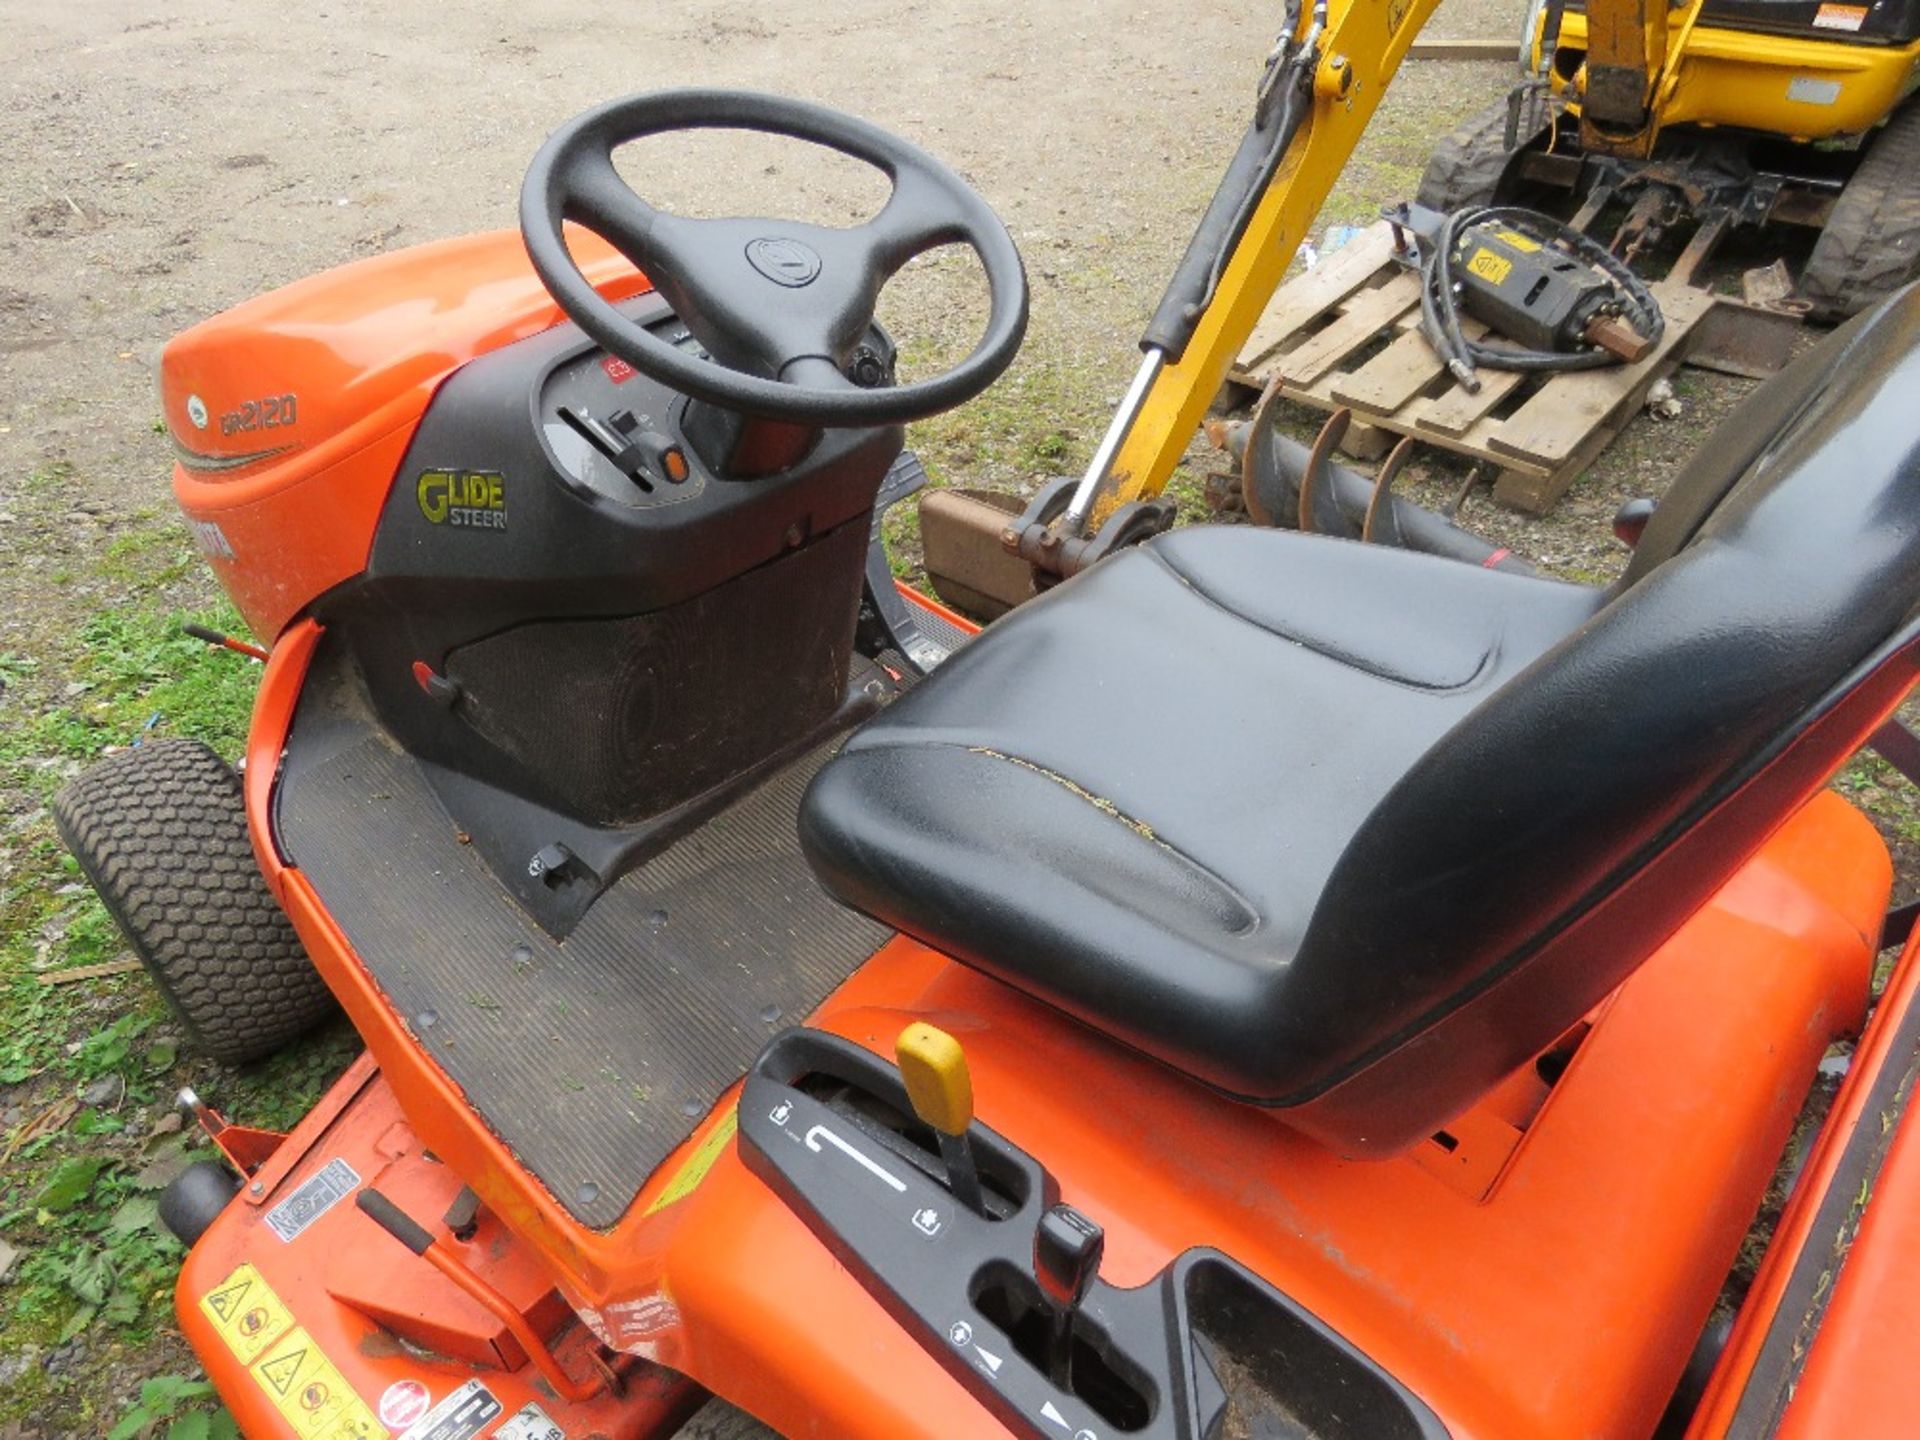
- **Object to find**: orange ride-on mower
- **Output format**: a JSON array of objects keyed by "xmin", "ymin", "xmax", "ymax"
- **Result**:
[{"xmin": 53, "ymin": 84, "xmax": 1920, "ymax": 1440}]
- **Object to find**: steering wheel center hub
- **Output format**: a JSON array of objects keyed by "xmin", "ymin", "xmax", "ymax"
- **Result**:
[{"xmin": 746, "ymin": 236, "xmax": 824, "ymax": 288}]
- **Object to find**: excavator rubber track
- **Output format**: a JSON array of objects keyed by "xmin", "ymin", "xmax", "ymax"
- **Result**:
[{"xmin": 1799, "ymin": 98, "xmax": 1920, "ymax": 320}]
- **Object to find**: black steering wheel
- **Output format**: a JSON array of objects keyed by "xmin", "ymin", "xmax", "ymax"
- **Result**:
[{"xmin": 520, "ymin": 89, "xmax": 1028, "ymax": 427}]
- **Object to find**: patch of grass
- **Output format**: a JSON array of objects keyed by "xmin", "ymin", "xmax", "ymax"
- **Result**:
[
  {"xmin": 99, "ymin": 520, "xmax": 200, "ymax": 593},
  {"xmin": 0, "ymin": 524, "xmax": 358, "ymax": 1396},
  {"xmin": 23, "ymin": 461, "xmax": 79, "ymax": 496},
  {"xmin": 907, "ymin": 344, "xmax": 1114, "ymax": 486},
  {"xmin": 1, "ymin": 600, "xmax": 259, "ymax": 791},
  {"xmin": 1835, "ymin": 749, "xmax": 1920, "ymax": 845}
]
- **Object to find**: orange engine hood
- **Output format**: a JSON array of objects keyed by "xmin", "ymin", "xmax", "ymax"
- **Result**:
[{"xmin": 165, "ymin": 228, "xmax": 650, "ymax": 639}]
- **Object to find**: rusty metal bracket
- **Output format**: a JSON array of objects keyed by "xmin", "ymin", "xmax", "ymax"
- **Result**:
[
  {"xmin": 179, "ymin": 1085, "xmax": 289, "ymax": 1186},
  {"xmin": 1004, "ymin": 475, "xmax": 1177, "ymax": 592},
  {"xmin": 919, "ymin": 488, "xmax": 1033, "ymax": 620},
  {"xmin": 178, "ymin": 1051, "xmax": 381, "ymax": 1205}
]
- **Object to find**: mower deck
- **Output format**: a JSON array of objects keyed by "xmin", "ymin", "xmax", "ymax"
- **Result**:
[{"xmin": 274, "ymin": 641, "xmax": 892, "ymax": 1227}]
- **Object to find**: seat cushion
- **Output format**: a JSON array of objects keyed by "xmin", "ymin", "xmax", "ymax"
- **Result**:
[{"xmin": 799, "ymin": 526, "xmax": 1603, "ymax": 1101}]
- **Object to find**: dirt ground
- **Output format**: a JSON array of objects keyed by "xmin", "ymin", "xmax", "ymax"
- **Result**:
[{"xmin": 3, "ymin": 1, "xmax": 1916, "ymax": 1436}]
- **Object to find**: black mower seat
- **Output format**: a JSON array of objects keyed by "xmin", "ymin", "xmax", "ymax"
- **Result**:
[{"xmin": 801, "ymin": 287, "xmax": 1920, "ymax": 1155}]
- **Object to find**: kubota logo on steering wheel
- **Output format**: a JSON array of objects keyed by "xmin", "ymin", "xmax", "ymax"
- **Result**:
[{"xmin": 745, "ymin": 237, "xmax": 823, "ymax": 288}]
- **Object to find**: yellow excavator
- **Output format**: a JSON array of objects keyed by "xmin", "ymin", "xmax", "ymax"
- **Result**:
[
  {"xmin": 1418, "ymin": 0, "xmax": 1920, "ymax": 318},
  {"xmin": 998, "ymin": 0, "xmax": 1919, "ymax": 578}
]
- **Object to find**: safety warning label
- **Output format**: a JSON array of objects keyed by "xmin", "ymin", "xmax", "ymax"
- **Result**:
[
  {"xmin": 200, "ymin": 1262, "xmax": 296, "ymax": 1367},
  {"xmin": 251, "ymin": 1326, "xmax": 385, "ymax": 1439}
]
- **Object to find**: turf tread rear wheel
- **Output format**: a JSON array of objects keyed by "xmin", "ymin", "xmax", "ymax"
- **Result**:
[
  {"xmin": 1800, "ymin": 99, "xmax": 1920, "ymax": 320},
  {"xmin": 53, "ymin": 737, "xmax": 335, "ymax": 1064}
]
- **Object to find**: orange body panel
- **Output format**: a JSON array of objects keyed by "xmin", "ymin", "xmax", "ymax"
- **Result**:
[
  {"xmin": 650, "ymin": 808, "xmax": 1882, "ymax": 1440},
  {"xmin": 1775, "ymin": 1030, "xmax": 1920, "ymax": 1437},
  {"xmin": 230, "ymin": 614, "xmax": 1893, "ymax": 1439},
  {"xmin": 177, "ymin": 1053, "xmax": 700, "ymax": 1440},
  {"xmin": 892, "ymin": 576, "xmax": 980, "ymax": 637},
  {"xmin": 1688, "ymin": 921, "xmax": 1920, "ymax": 1439},
  {"xmin": 163, "ymin": 230, "xmax": 650, "ymax": 640}
]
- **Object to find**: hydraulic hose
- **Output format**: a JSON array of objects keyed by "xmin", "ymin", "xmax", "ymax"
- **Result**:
[{"xmin": 1417, "ymin": 205, "xmax": 1664, "ymax": 391}]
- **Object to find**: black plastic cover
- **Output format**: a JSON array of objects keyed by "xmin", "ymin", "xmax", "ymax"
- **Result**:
[
  {"xmin": 737, "ymin": 1029, "xmax": 1448, "ymax": 1440},
  {"xmin": 317, "ymin": 299, "xmax": 904, "ymax": 927}
]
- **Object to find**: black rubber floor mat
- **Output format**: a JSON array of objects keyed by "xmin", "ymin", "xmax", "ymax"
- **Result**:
[{"xmin": 277, "ymin": 699, "xmax": 890, "ymax": 1229}]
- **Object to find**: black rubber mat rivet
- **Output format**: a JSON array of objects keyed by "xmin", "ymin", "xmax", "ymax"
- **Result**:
[
  {"xmin": 759, "ymin": 1004, "xmax": 782, "ymax": 1024},
  {"xmin": 679, "ymin": 1098, "xmax": 703, "ymax": 1118},
  {"xmin": 416, "ymin": 1009, "xmax": 439, "ymax": 1030},
  {"xmin": 576, "ymin": 1181, "xmax": 600, "ymax": 1206},
  {"xmin": 647, "ymin": 908, "xmax": 669, "ymax": 931}
]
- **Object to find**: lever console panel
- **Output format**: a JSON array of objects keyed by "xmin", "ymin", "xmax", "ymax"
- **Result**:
[
  {"xmin": 739, "ymin": 1030, "xmax": 1449, "ymax": 1440},
  {"xmin": 539, "ymin": 314, "xmax": 703, "ymax": 503}
]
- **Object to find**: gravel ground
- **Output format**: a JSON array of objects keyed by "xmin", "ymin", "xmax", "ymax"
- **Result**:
[{"xmin": 1, "ymin": 2, "xmax": 1914, "ymax": 1436}]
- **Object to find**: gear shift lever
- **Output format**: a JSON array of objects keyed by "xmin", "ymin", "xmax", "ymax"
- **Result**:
[
  {"xmin": 896, "ymin": 1022, "xmax": 986, "ymax": 1213},
  {"xmin": 1034, "ymin": 1203, "xmax": 1104, "ymax": 1388}
]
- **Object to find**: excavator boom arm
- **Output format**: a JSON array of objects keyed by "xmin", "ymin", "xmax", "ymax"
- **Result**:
[{"xmin": 1080, "ymin": 0, "xmax": 1452, "ymax": 529}]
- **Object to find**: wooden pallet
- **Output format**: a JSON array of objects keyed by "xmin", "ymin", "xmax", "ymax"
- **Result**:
[{"xmin": 1229, "ymin": 221, "xmax": 1714, "ymax": 514}]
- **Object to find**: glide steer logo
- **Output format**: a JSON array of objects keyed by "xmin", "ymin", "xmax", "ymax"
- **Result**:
[{"xmin": 417, "ymin": 469, "xmax": 508, "ymax": 530}]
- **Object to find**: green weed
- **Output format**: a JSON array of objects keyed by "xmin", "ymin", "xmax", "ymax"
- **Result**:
[{"xmin": 106, "ymin": 1375, "xmax": 238, "ymax": 1440}]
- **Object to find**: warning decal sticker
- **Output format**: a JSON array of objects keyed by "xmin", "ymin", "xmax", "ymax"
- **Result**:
[
  {"xmin": 265, "ymin": 1156, "xmax": 361, "ymax": 1243},
  {"xmin": 495, "ymin": 1402, "xmax": 567, "ymax": 1440},
  {"xmin": 643, "ymin": 1106, "xmax": 739, "ymax": 1216},
  {"xmin": 1466, "ymin": 248, "xmax": 1513, "ymax": 285},
  {"xmin": 1812, "ymin": 2, "xmax": 1868, "ymax": 27},
  {"xmin": 200, "ymin": 1262, "xmax": 296, "ymax": 1367},
  {"xmin": 251, "ymin": 1326, "xmax": 385, "ymax": 1439}
]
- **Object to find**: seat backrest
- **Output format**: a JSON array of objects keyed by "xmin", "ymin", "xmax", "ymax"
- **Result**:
[
  {"xmin": 1283, "ymin": 286, "xmax": 1920, "ymax": 1154},
  {"xmin": 1615, "ymin": 312, "xmax": 1863, "ymax": 586}
]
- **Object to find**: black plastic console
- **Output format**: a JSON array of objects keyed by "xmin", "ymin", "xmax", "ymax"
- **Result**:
[
  {"xmin": 311, "ymin": 296, "xmax": 908, "ymax": 934},
  {"xmin": 738, "ymin": 1030, "xmax": 1449, "ymax": 1440}
]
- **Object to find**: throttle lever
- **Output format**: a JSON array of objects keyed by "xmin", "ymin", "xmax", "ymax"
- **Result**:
[{"xmin": 1033, "ymin": 1203, "xmax": 1105, "ymax": 1389}]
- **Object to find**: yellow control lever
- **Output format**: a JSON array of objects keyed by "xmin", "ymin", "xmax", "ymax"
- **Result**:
[
  {"xmin": 896, "ymin": 1022, "xmax": 974, "ymax": 1135},
  {"xmin": 896, "ymin": 1022, "xmax": 984, "ymax": 1211}
]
